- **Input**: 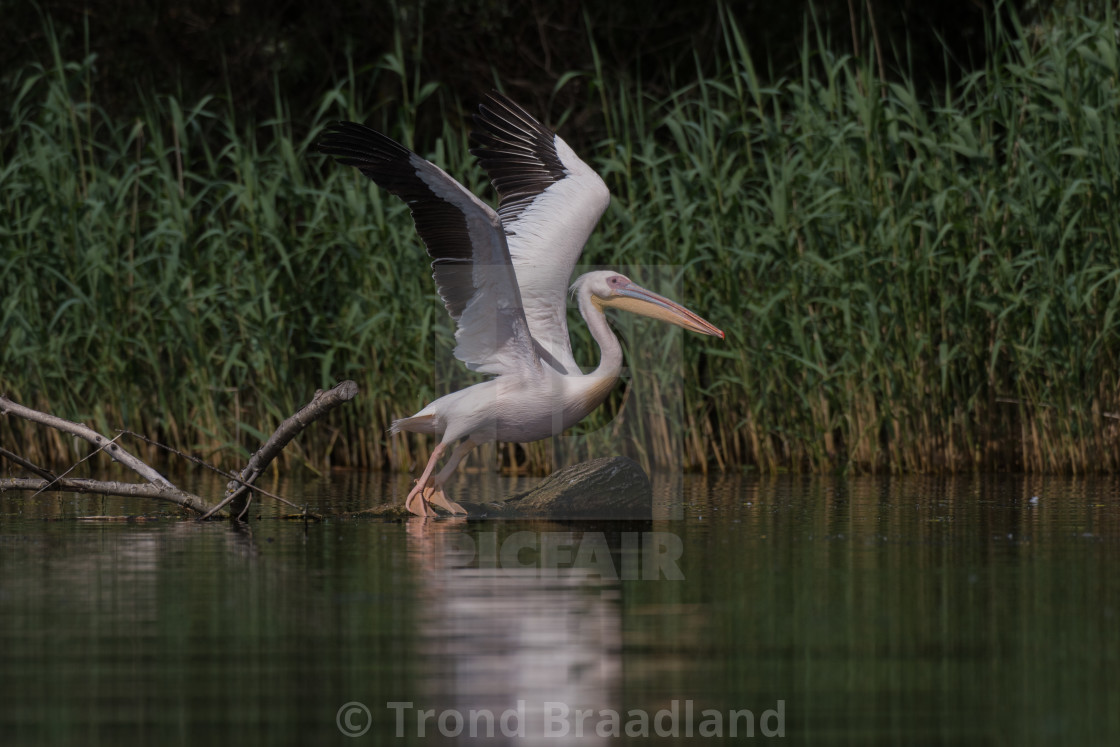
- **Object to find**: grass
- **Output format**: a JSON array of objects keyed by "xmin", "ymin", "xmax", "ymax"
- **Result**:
[{"xmin": 4, "ymin": 7, "xmax": 1120, "ymax": 476}]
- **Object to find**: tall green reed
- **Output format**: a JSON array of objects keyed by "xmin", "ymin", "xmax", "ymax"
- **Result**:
[
  {"xmin": 4, "ymin": 7, "xmax": 1120, "ymax": 477},
  {"xmin": 684, "ymin": 5, "xmax": 1120, "ymax": 473}
]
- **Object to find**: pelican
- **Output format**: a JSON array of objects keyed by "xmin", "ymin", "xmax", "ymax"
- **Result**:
[{"xmin": 319, "ymin": 92, "xmax": 723, "ymax": 516}]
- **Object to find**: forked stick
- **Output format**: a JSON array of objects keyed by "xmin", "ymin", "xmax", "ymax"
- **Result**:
[
  {"xmin": 201, "ymin": 380, "xmax": 359, "ymax": 520},
  {"xmin": 0, "ymin": 380, "xmax": 359, "ymax": 519}
]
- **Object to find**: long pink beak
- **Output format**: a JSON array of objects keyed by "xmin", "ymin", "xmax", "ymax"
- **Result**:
[{"xmin": 606, "ymin": 281, "xmax": 724, "ymax": 339}]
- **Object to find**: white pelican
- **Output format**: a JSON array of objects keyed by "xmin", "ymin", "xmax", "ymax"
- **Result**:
[{"xmin": 320, "ymin": 92, "xmax": 724, "ymax": 516}]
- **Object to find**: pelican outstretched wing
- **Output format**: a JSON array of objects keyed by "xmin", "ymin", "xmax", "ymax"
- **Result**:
[
  {"xmin": 319, "ymin": 121, "xmax": 540, "ymax": 376},
  {"xmin": 471, "ymin": 92, "xmax": 611, "ymax": 374}
]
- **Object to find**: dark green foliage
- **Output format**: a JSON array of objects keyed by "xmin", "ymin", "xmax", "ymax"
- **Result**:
[
  {"xmin": 0, "ymin": 1, "xmax": 1008, "ymax": 142},
  {"xmin": 3, "ymin": 7, "xmax": 1120, "ymax": 474}
]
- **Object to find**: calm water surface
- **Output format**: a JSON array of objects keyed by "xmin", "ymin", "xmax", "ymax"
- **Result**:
[{"xmin": 1, "ymin": 472, "xmax": 1118, "ymax": 745}]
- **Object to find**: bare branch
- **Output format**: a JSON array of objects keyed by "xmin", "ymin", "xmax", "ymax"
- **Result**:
[
  {"xmin": 0, "ymin": 395, "xmax": 173, "ymax": 485},
  {"xmin": 0, "ymin": 394, "xmax": 218, "ymax": 515},
  {"xmin": 32, "ymin": 433, "xmax": 123, "ymax": 498},
  {"xmin": 117, "ymin": 429, "xmax": 308, "ymax": 513},
  {"xmin": 0, "ymin": 477, "xmax": 215, "ymax": 514},
  {"xmin": 203, "ymin": 380, "xmax": 359, "ymax": 520},
  {"xmin": 0, "ymin": 446, "xmax": 56, "ymax": 481},
  {"xmin": 1, "ymin": 382, "xmax": 358, "ymax": 520}
]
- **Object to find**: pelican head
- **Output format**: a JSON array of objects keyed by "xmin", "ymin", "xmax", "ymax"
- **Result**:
[{"xmin": 572, "ymin": 271, "xmax": 724, "ymax": 338}]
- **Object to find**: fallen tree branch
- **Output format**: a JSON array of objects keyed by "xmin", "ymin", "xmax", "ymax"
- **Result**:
[
  {"xmin": 1, "ymin": 394, "xmax": 216, "ymax": 514},
  {"xmin": 117, "ymin": 429, "xmax": 311, "ymax": 515},
  {"xmin": 0, "ymin": 446, "xmax": 55, "ymax": 481},
  {"xmin": 1, "ymin": 477, "xmax": 215, "ymax": 513},
  {"xmin": 1, "ymin": 395, "xmax": 175, "ymax": 485},
  {"xmin": 1, "ymin": 380, "xmax": 360, "ymax": 518},
  {"xmin": 202, "ymin": 380, "xmax": 359, "ymax": 520},
  {"xmin": 32, "ymin": 432, "xmax": 123, "ymax": 498}
]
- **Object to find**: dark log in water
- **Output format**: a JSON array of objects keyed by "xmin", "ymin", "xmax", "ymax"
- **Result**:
[
  {"xmin": 493, "ymin": 456, "xmax": 651, "ymax": 518},
  {"xmin": 359, "ymin": 456, "xmax": 652, "ymax": 519}
]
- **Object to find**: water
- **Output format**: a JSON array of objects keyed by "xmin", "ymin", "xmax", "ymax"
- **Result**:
[{"xmin": 1, "ymin": 472, "xmax": 1118, "ymax": 745}]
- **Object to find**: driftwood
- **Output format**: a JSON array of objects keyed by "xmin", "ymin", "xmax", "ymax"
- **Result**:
[
  {"xmin": 360, "ymin": 456, "xmax": 653, "ymax": 519},
  {"xmin": 3, "ymin": 384, "xmax": 651, "ymax": 520},
  {"xmin": 202, "ymin": 380, "xmax": 359, "ymax": 520},
  {"xmin": 0, "ymin": 381, "xmax": 358, "ymax": 519},
  {"xmin": 0, "ymin": 476, "xmax": 214, "ymax": 512},
  {"xmin": 0, "ymin": 396, "xmax": 215, "ymax": 514}
]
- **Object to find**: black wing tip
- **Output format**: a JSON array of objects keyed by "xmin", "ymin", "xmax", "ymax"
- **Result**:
[
  {"xmin": 474, "ymin": 88, "xmax": 507, "ymax": 106},
  {"xmin": 317, "ymin": 120, "xmax": 367, "ymax": 150},
  {"xmin": 470, "ymin": 91, "xmax": 556, "ymax": 152},
  {"xmin": 468, "ymin": 90, "xmax": 567, "ymax": 209},
  {"xmin": 479, "ymin": 89, "xmax": 519, "ymax": 112},
  {"xmin": 317, "ymin": 124, "xmax": 358, "ymax": 160},
  {"xmin": 317, "ymin": 121, "xmax": 414, "ymax": 166},
  {"xmin": 473, "ymin": 90, "xmax": 545, "ymax": 130}
]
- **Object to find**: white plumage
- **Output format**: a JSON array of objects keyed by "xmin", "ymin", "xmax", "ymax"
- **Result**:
[{"xmin": 320, "ymin": 92, "xmax": 723, "ymax": 516}]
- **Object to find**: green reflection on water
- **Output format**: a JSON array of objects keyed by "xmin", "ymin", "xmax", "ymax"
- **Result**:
[{"xmin": 0, "ymin": 474, "xmax": 1117, "ymax": 745}]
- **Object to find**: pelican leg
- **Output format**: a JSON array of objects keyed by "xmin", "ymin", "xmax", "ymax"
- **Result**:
[
  {"xmin": 404, "ymin": 442, "xmax": 446, "ymax": 517},
  {"xmin": 425, "ymin": 437, "xmax": 481, "ymax": 515}
]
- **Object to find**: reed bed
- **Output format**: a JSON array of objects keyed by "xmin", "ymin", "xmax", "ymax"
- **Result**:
[{"xmin": 4, "ymin": 10, "xmax": 1120, "ymax": 475}]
